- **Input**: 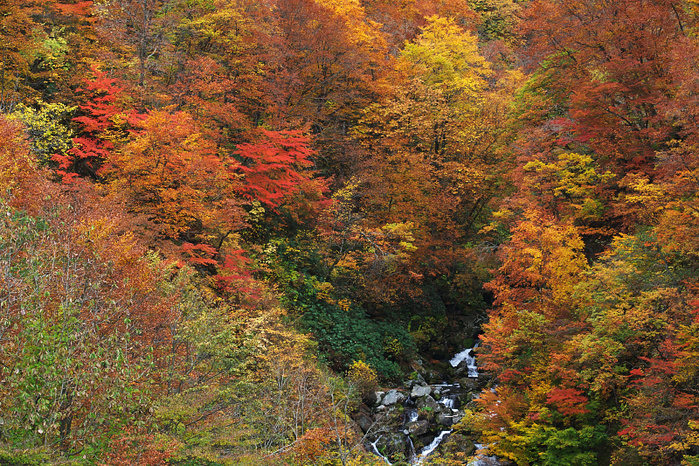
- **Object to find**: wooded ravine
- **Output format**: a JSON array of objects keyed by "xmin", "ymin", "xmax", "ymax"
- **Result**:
[{"xmin": 2, "ymin": 0, "xmax": 699, "ymax": 464}]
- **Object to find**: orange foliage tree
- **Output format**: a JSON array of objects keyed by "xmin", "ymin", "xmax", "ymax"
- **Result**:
[
  {"xmin": 101, "ymin": 108, "xmax": 244, "ymax": 244},
  {"xmin": 0, "ymin": 116, "xmax": 180, "ymax": 461}
]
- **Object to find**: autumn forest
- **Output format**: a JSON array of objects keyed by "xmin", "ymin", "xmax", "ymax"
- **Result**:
[{"xmin": 1, "ymin": 0, "xmax": 699, "ymax": 464}]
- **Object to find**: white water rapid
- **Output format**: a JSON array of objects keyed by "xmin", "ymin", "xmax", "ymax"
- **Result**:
[
  {"xmin": 369, "ymin": 430, "xmax": 452, "ymax": 466},
  {"xmin": 370, "ymin": 436, "xmax": 393, "ymax": 465},
  {"xmin": 414, "ymin": 430, "xmax": 452, "ymax": 465},
  {"xmin": 368, "ymin": 345, "xmax": 483, "ymax": 464},
  {"xmin": 449, "ymin": 341, "xmax": 479, "ymax": 377}
]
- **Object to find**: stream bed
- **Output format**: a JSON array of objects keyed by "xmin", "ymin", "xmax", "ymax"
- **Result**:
[{"xmin": 362, "ymin": 343, "xmax": 507, "ymax": 465}]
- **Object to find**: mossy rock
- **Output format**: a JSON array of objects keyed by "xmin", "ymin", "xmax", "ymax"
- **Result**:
[{"xmin": 438, "ymin": 432, "xmax": 476, "ymax": 457}]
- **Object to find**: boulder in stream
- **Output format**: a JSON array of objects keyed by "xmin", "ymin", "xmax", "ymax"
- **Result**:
[
  {"xmin": 407, "ymin": 419, "xmax": 430, "ymax": 437},
  {"xmin": 416, "ymin": 394, "xmax": 440, "ymax": 412},
  {"xmin": 437, "ymin": 412, "xmax": 459, "ymax": 427},
  {"xmin": 352, "ymin": 403, "xmax": 376, "ymax": 434},
  {"xmin": 411, "ymin": 384, "xmax": 432, "ymax": 398},
  {"xmin": 437, "ymin": 432, "xmax": 476, "ymax": 459},
  {"xmin": 363, "ymin": 345, "xmax": 490, "ymax": 465},
  {"xmin": 373, "ymin": 391, "xmax": 385, "ymax": 406},
  {"xmin": 374, "ymin": 432, "xmax": 410, "ymax": 463},
  {"xmin": 458, "ymin": 377, "xmax": 480, "ymax": 392},
  {"xmin": 381, "ymin": 389, "xmax": 407, "ymax": 406}
]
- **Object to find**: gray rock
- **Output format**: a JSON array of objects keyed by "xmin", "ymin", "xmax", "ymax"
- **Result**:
[
  {"xmin": 374, "ymin": 391, "xmax": 385, "ymax": 406},
  {"xmin": 357, "ymin": 414, "xmax": 374, "ymax": 433},
  {"xmin": 416, "ymin": 395, "xmax": 439, "ymax": 423},
  {"xmin": 458, "ymin": 377, "xmax": 480, "ymax": 392},
  {"xmin": 438, "ymin": 432, "xmax": 476, "ymax": 457},
  {"xmin": 416, "ymin": 395, "xmax": 439, "ymax": 411},
  {"xmin": 414, "ymin": 433, "xmax": 436, "ymax": 451},
  {"xmin": 363, "ymin": 391, "xmax": 380, "ymax": 406},
  {"xmin": 454, "ymin": 360, "xmax": 469, "ymax": 376},
  {"xmin": 437, "ymin": 412, "xmax": 457, "ymax": 427},
  {"xmin": 411, "ymin": 384, "xmax": 432, "ymax": 398},
  {"xmin": 381, "ymin": 389, "xmax": 407, "ymax": 406},
  {"xmin": 385, "ymin": 405, "xmax": 407, "ymax": 427},
  {"xmin": 404, "ymin": 371, "xmax": 428, "ymax": 389},
  {"xmin": 375, "ymin": 432, "xmax": 410, "ymax": 463},
  {"xmin": 407, "ymin": 419, "xmax": 430, "ymax": 437}
]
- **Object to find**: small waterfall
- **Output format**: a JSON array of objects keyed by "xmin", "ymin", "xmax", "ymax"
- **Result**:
[
  {"xmin": 406, "ymin": 407, "xmax": 419, "ymax": 423},
  {"xmin": 367, "ymin": 344, "xmax": 482, "ymax": 465},
  {"xmin": 449, "ymin": 342, "xmax": 479, "ymax": 377},
  {"xmin": 434, "ymin": 382, "xmax": 462, "ymax": 411},
  {"xmin": 369, "ymin": 420, "xmax": 450, "ymax": 465},
  {"xmin": 414, "ymin": 430, "xmax": 452, "ymax": 465},
  {"xmin": 369, "ymin": 436, "xmax": 393, "ymax": 465},
  {"xmin": 407, "ymin": 436, "xmax": 417, "ymax": 463},
  {"xmin": 441, "ymin": 396, "xmax": 455, "ymax": 409}
]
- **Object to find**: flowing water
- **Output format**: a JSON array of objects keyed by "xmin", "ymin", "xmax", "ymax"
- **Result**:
[
  {"xmin": 368, "ymin": 347, "xmax": 482, "ymax": 464},
  {"xmin": 406, "ymin": 407, "xmax": 419, "ymax": 423},
  {"xmin": 407, "ymin": 436, "xmax": 417, "ymax": 463},
  {"xmin": 414, "ymin": 430, "xmax": 452, "ymax": 465},
  {"xmin": 368, "ymin": 399, "xmax": 455, "ymax": 466},
  {"xmin": 449, "ymin": 342, "xmax": 479, "ymax": 377},
  {"xmin": 369, "ymin": 436, "xmax": 393, "ymax": 465}
]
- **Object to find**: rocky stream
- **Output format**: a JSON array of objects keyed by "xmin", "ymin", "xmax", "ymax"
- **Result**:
[{"xmin": 354, "ymin": 342, "xmax": 509, "ymax": 465}]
